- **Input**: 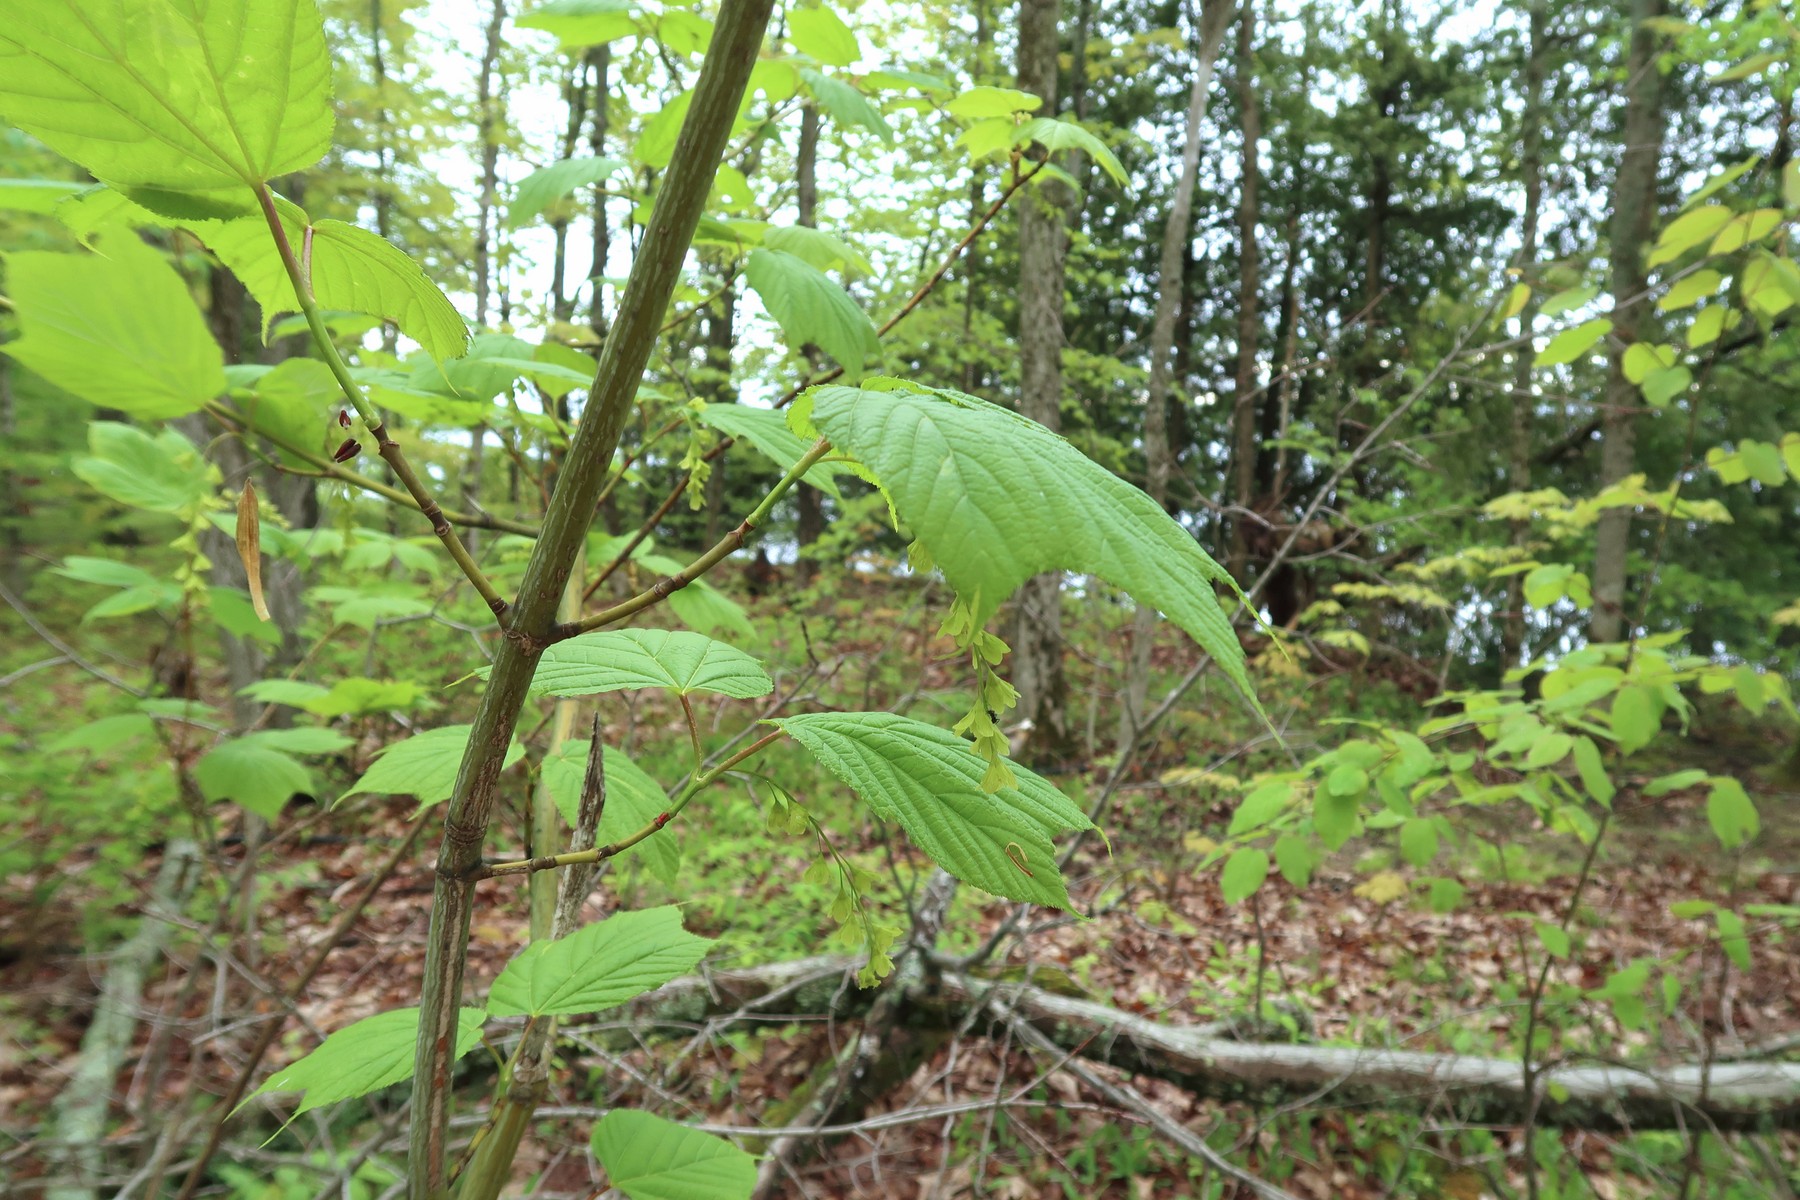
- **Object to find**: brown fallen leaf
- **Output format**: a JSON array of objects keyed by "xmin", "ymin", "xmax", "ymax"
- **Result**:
[{"xmin": 236, "ymin": 480, "xmax": 270, "ymax": 621}]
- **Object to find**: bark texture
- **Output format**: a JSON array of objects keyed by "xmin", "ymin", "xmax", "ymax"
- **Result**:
[
  {"xmin": 1011, "ymin": 0, "xmax": 1075, "ymax": 767},
  {"xmin": 1119, "ymin": 0, "xmax": 1235, "ymax": 745},
  {"xmin": 1591, "ymin": 0, "xmax": 1667, "ymax": 645},
  {"xmin": 612, "ymin": 957, "xmax": 1800, "ymax": 1132}
]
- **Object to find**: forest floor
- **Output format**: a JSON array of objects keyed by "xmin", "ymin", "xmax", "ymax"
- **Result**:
[
  {"xmin": 3, "ymin": 767, "xmax": 1796, "ymax": 1196},
  {"xmin": 3, "ymin": 591, "xmax": 1798, "ymax": 1198}
]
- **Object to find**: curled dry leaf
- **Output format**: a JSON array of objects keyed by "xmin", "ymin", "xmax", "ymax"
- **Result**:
[{"xmin": 236, "ymin": 479, "xmax": 271, "ymax": 622}]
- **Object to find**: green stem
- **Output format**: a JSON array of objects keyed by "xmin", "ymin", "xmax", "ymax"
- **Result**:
[
  {"xmin": 559, "ymin": 438, "xmax": 830, "ymax": 640},
  {"xmin": 250, "ymin": 183, "xmax": 511, "ymax": 623},
  {"xmin": 203, "ymin": 399, "xmax": 539, "ymax": 537},
  {"xmin": 402, "ymin": 2, "xmax": 777, "ymax": 1190}
]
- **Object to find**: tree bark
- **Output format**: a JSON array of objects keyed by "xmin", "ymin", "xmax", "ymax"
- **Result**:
[
  {"xmin": 1119, "ymin": 0, "xmax": 1234, "ymax": 747},
  {"xmin": 1012, "ymin": 0, "xmax": 1076, "ymax": 767},
  {"xmin": 588, "ymin": 44, "xmax": 613, "ymax": 342},
  {"xmin": 793, "ymin": 101, "xmax": 825, "ymax": 582},
  {"xmin": 1502, "ymin": 0, "xmax": 1547, "ymax": 671},
  {"xmin": 472, "ymin": 0, "xmax": 507, "ymax": 329},
  {"xmin": 614, "ymin": 957, "xmax": 1800, "ymax": 1132},
  {"xmin": 549, "ymin": 59, "xmax": 590, "ymax": 324},
  {"xmin": 1590, "ymin": 0, "xmax": 1667, "ymax": 645},
  {"xmin": 1228, "ymin": 0, "xmax": 1263, "ymax": 585}
]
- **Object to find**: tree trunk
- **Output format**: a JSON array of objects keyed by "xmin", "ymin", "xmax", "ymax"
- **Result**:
[
  {"xmin": 588, "ymin": 44, "xmax": 613, "ymax": 343},
  {"xmin": 472, "ymin": 0, "xmax": 507, "ymax": 329},
  {"xmin": 1591, "ymin": 0, "xmax": 1667, "ymax": 645},
  {"xmin": 550, "ymin": 59, "xmax": 590, "ymax": 324},
  {"xmin": 1502, "ymin": 0, "xmax": 1547, "ymax": 671},
  {"xmin": 1228, "ymin": 0, "xmax": 1263, "ymax": 585},
  {"xmin": 1012, "ymin": 0, "xmax": 1076, "ymax": 767},
  {"xmin": 792, "ymin": 101, "xmax": 825, "ymax": 582},
  {"xmin": 1119, "ymin": 0, "xmax": 1234, "ymax": 748},
  {"xmin": 1269, "ymin": 211, "xmax": 1300, "ymax": 504},
  {"xmin": 702, "ymin": 281, "xmax": 736, "ymax": 548}
]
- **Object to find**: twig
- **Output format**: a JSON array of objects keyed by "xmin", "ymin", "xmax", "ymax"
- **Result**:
[
  {"xmin": 204, "ymin": 400, "xmax": 537, "ymax": 537},
  {"xmin": 997, "ymin": 1001, "xmax": 1301, "ymax": 1200},
  {"xmin": 250, "ymin": 183, "xmax": 510, "ymax": 623},
  {"xmin": 560, "ymin": 439, "xmax": 830, "ymax": 638},
  {"xmin": 479, "ymin": 730, "xmax": 785, "ymax": 879},
  {"xmin": 171, "ymin": 810, "xmax": 433, "ymax": 1200}
]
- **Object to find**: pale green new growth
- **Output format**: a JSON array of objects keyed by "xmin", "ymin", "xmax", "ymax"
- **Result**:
[
  {"xmin": 485, "ymin": 629, "xmax": 774, "ymax": 699},
  {"xmin": 3, "ymin": 234, "xmax": 226, "ymax": 419},
  {"xmin": 0, "ymin": 0, "xmax": 333, "ymax": 214},
  {"xmin": 486, "ymin": 907, "xmax": 713, "ymax": 1018},
  {"xmin": 540, "ymin": 741, "xmax": 681, "ymax": 884},
  {"xmin": 339, "ymin": 724, "xmax": 526, "ymax": 809},
  {"xmin": 239, "ymin": 1006, "xmax": 487, "ymax": 1119},
  {"xmin": 775, "ymin": 711, "xmax": 1094, "ymax": 909},
  {"xmin": 590, "ymin": 1110, "xmax": 758, "ymax": 1200},
  {"xmin": 191, "ymin": 198, "xmax": 468, "ymax": 359}
]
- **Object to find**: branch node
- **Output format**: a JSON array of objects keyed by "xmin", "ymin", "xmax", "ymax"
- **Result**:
[{"xmin": 504, "ymin": 627, "xmax": 552, "ymax": 656}]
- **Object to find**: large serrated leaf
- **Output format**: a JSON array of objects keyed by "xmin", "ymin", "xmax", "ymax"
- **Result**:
[
  {"xmin": 761, "ymin": 225, "xmax": 870, "ymax": 275},
  {"xmin": 540, "ymin": 741, "xmax": 679, "ymax": 884},
  {"xmin": 239, "ymin": 1006, "xmax": 486, "ymax": 1119},
  {"xmin": 695, "ymin": 404, "xmax": 843, "ymax": 498},
  {"xmin": 487, "ymin": 907, "xmax": 712, "ymax": 1018},
  {"xmin": 591, "ymin": 1110, "xmax": 757, "ymax": 1200},
  {"xmin": 189, "ymin": 197, "xmax": 468, "ymax": 360},
  {"xmin": 339, "ymin": 724, "xmax": 525, "ymax": 809},
  {"xmin": 496, "ymin": 630, "xmax": 772, "ymax": 699},
  {"xmin": 774, "ymin": 712, "xmax": 1092, "ymax": 909},
  {"xmin": 0, "ymin": 0, "xmax": 332, "ymax": 208},
  {"xmin": 796, "ymin": 380, "xmax": 1256, "ymax": 707},
  {"xmin": 2, "ymin": 235, "xmax": 225, "ymax": 418},
  {"xmin": 745, "ymin": 249, "xmax": 879, "ymax": 373}
]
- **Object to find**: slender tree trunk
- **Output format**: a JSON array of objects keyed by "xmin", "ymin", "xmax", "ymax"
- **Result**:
[
  {"xmin": 589, "ymin": 44, "xmax": 613, "ymax": 342},
  {"xmin": 701, "ymin": 281, "xmax": 736, "ymax": 548},
  {"xmin": 1012, "ymin": 0, "xmax": 1077, "ymax": 767},
  {"xmin": 1119, "ymin": 1, "xmax": 1234, "ymax": 747},
  {"xmin": 1591, "ymin": 0, "xmax": 1667, "ymax": 645},
  {"xmin": 793, "ymin": 102, "xmax": 825, "ymax": 581},
  {"xmin": 1228, "ymin": 0, "xmax": 1263, "ymax": 584},
  {"xmin": 0, "ymin": 355, "xmax": 18, "ymax": 596},
  {"xmin": 550, "ymin": 61, "xmax": 589, "ymax": 324},
  {"xmin": 1270, "ymin": 211, "xmax": 1300, "ymax": 504},
  {"xmin": 473, "ymin": 0, "xmax": 506, "ymax": 328},
  {"xmin": 1502, "ymin": 0, "xmax": 1546, "ymax": 671},
  {"xmin": 369, "ymin": 0, "xmax": 395, "ymax": 265}
]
